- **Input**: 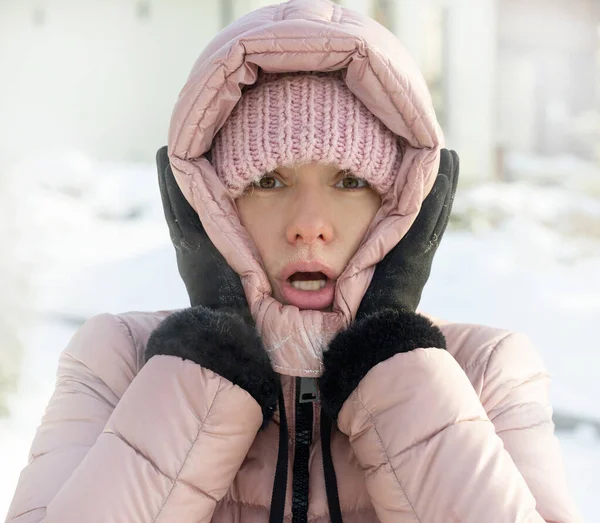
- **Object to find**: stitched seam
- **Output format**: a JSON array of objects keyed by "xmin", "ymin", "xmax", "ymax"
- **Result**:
[
  {"xmin": 103, "ymin": 429, "xmax": 216, "ymax": 501},
  {"xmin": 481, "ymin": 332, "xmax": 555, "ymax": 429},
  {"xmin": 481, "ymin": 332, "xmax": 515, "ymax": 378},
  {"xmin": 483, "ymin": 333, "xmax": 552, "ymax": 404},
  {"xmin": 355, "ymin": 391, "xmax": 422, "ymax": 523},
  {"xmin": 104, "ymin": 429, "xmax": 173, "ymax": 482},
  {"xmin": 491, "ymin": 400, "xmax": 545, "ymax": 414},
  {"xmin": 490, "ymin": 393, "xmax": 552, "ymax": 429},
  {"xmin": 61, "ymin": 352, "xmax": 120, "ymax": 408},
  {"xmin": 378, "ymin": 419, "xmax": 490, "ymax": 466},
  {"xmin": 172, "ymin": 67, "xmax": 222, "ymax": 155},
  {"xmin": 107, "ymin": 427, "xmax": 214, "ymax": 501},
  {"xmin": 502, "ymin": 371, "xmax": 550, "ymax": 390},
  {"xmin": 112, "ymin": 315, "xmax": 136, "ymax": 346},
  {"xmin": 29, "ymin": 442, "xmax": 92, "ymax": 466},
  {"xmin": 10, "ymin": 507, "xmax": 45, "ymax": 520},
  {"xmin": 362, "ymin": 50, "xmax": 421, "ymax": 146},
  {"xmin": 151, "ymin": 384, "xmax": 221, "ymax": 521},
  {"xmin": 62, "ymin": 313, "xmax": 137, "ymax": 396},
  {"xmin": 56, "ymin": 385, "xmax": 109, "ymax": 409},
  {"xmin": 113, "ymin": 314, "xmax": 144, "ymax": 373},
  {"xmin": 495, "ymin": 417, "xmax": 554, "ymax": 435},
  {"xmin": 461, "ymin": 332, "xmax": 513, "ymax": 372}
]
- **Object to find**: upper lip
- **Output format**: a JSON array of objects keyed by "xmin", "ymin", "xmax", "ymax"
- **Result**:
[{"xmin": 280, "ymin": 260, "xmax": 337, "ymax": 282}]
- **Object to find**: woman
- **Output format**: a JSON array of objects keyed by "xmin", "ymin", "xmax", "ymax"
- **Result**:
[{"xmin": 6, "ymin": 1, "xmax": 582, "ymax": 522}]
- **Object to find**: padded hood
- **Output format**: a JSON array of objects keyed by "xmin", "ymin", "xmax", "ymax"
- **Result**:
[{"xmin": 167, "ymin": 0, "xmax": 444, "ymax": 376}]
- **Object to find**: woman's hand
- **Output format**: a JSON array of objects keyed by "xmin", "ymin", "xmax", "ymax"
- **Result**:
[
  {"xmin": 146, "ymin": 147, "xmax": 279, "ymax": 426},
  {"xmin": 319, "ymin": 149, "xmax": 460, "ymax": 419},
  {"xmin": 156, "ymin": 145, "xmax": 250, "ymax": 312},
  {"xmin": 144, "ymin": 306, "xmax": 279, "ymax": 427}
]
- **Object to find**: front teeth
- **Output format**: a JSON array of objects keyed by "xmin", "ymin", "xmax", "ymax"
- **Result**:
[{"xmin": 291, "ymin": 280, "xmax": 327, "ymax": 291}]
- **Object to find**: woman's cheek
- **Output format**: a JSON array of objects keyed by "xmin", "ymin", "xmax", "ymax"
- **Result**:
[{"xmin": 246, "ymin": 216, "xmax": 280, "ymax": 269}]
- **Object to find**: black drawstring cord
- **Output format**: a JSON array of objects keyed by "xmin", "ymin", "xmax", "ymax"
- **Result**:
[
  {"xmin": 269, "ymin": 384, "xmax": 343, "ymax": 522},
  {"xmin": 269, "ymin": 385, "xmax": 289, "ymax": 523},
  {"xmin": 320, "ymin": 410, "xmax": 343, "ymax": 523}
]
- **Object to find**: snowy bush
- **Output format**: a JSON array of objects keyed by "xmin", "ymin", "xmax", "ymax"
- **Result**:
[{"xmin": 450, "ymin": 154, "xmax": 600, "ymax": 262}]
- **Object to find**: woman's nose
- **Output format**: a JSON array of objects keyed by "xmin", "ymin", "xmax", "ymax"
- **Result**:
[{"xmin": 285, "ymin": 188, "xmax": 334, "ymax": 246}]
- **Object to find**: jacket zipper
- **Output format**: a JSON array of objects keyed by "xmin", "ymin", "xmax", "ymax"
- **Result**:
[{"xmin": 292, "ymin": 377, "xmax": 318, "ymax": 523}]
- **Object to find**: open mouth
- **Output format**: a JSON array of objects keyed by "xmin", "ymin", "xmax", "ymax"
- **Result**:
[
  {"xmin": 281, "ymin": 268, "xmax": 336, "ymax": 310},
  {"xmin": 288, "ymin": 271, "xmax": 328, "ymax": 291}
]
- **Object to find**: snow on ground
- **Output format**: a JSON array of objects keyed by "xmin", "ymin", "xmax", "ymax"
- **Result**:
[{"xmin": 1, "ymin": 153, "xmax": 599, "ymax": 520}]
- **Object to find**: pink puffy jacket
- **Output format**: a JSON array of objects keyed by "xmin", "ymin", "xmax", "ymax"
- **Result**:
[{"xmin": 6, "ymin": 1, "xmax": 583, "ymax": 522}]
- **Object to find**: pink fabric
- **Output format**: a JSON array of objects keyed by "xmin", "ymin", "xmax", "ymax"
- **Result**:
[
  {"xmin": 5, "ymin": 311, "xmax": 583, "ymax": 522},
  {"xmin": 211, "ymin": 71, "xmax": 404, "ymax": 197}
]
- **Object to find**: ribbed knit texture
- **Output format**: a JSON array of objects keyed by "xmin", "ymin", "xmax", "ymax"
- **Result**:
[{"xmin": 211, "ymin": 71, "xmax": 403, "ymax": 197}]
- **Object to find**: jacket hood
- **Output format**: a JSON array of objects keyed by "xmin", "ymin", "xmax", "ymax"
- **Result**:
[{"xmin": 167, "ymin": 0, "xmax": 444, "ymax": 377}]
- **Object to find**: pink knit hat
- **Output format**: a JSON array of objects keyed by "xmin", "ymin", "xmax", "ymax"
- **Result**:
[{"xmin": 210, "ymin": 71, "xmax": 403, "ymax": 197}]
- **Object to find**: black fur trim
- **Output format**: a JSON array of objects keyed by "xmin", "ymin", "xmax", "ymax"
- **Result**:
[
  {"xmin": 145, "ymin": 306, "xmax": 278, "ymax": 427},
  {"xmin": 319, "ymin": 309, "xmax": 446, "ymax": 420}
]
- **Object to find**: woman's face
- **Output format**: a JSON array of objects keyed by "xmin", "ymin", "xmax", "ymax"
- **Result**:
[{"xmin": 235, "ymin": 163, "xmax": 381, "ymax": 311}]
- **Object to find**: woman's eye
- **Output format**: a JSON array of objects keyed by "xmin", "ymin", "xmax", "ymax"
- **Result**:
[
  {"xmin": 254, "ymin": 173, "xmax": 283, "ymax": 189},
  {"xmin": 336, "ymin": 173, "xmax": 369, "ymax": 189}
]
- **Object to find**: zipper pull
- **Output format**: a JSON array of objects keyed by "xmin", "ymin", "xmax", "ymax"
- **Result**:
[{"xmin": 298, "ymin": 377, "xmax": 319, "ymax": 404}]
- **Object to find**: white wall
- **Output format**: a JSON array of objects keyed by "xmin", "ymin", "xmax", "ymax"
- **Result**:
[
  {"xmin": 496, "ymin": 51, "xmax": 537, "ymax": 153},
  {"xmin": 395, "ymin": 0, "xmax": 497, "ymax": 180},
  {"xmin": 444, "ymin": 0, "xmax": 497, "ymax": 179},
  {"xmin": 0, "ymin": 0, "xmax": 221, "ymax": 165}
]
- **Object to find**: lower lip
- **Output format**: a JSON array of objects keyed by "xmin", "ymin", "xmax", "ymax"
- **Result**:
[{"xmin": 281, "ymin": 278, "xmax": 335, "ymax": 310}]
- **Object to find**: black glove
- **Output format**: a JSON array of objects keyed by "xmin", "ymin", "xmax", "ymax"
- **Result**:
[
  {"xmin": 157, "ymin": 145, "xmax": 249, "ymax": 312},
  {"xmin": 319, "ymin": 149, "xmax": 460, "ymax": 419},
  {"xmin": 145, "ymin": 146, "xmax": 279, "ymax": 427},
  {"xmin": 356, "ymin": 148, "xmax": 460, "ymax": 317}
]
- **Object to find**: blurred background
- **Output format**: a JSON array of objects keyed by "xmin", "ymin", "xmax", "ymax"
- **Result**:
[{"xmin": 1, "ymin": 0, "xmax": 599, "ymax": 519}]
